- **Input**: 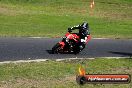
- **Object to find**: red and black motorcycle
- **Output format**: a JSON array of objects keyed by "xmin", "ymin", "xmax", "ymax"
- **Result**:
[{"xmin": 52, "ymin": 30, "xmax": 91, "ymax": 54}]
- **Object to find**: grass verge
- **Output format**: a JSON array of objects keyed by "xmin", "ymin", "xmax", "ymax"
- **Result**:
[
  {"xmin": 0, "ymin": 0, "xmax": 132, "ymax": 38},
  {"xmin": 0, "ymin": 58, "xmax": 132, "ymax": 88}
]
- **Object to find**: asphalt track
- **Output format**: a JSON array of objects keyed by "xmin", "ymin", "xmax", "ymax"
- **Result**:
[{"xmin": 0, "ymin": 38, "xmax": 132, "ymax": 61}]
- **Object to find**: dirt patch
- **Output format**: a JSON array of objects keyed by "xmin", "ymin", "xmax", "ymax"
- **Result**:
[
  {"xmin": 0, "ymin": 78, "xmax": 43, "ymax": 88},
  {"xmin": 111, "ymin": 67, "xmax": 132, "ymax": 73},
  {"xmin": 0, "ymin": 75, "xmax": 76, "ymax": 88},
  {"xmin": 0, "ymin": 7, "xmax": 18, "ymax": 16}
]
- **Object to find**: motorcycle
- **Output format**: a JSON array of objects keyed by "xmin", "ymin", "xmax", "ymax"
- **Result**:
[{"xmin": 52, "ymin": 30, "xmax": 91, "ymax": 54}]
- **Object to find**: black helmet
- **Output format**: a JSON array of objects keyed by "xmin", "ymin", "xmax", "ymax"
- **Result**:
[{"xmin": 81, "ymin": 22, "xmax": 88, "ymax": 29}]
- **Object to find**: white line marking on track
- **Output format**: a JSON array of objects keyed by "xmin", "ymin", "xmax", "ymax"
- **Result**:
[
  {"xmin": 99, "ymin": 57, "xmax": 130, "ymax": 59},
  {"xmin": 0, "ymin": 59, "xmax": 48, "ymax": 64},
  {"xmin": 28, "ymin": 37, "xmax": 42, "ymax": 39},
  {"xmin": 0, "ymin": 57, "xmax": 130, "ymax": 64}
]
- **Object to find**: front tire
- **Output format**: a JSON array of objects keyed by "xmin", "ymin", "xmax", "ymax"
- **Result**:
[
  {"xmin": 73, "ymin": 47, "xmax": 80, "ymax": 54},
  {"xmin": 74, "ymin": 43, "xmax": 85, "ymax": 54},
  {"xmin": 73, "ymin": 44, "xmax": 81, "ymax": 54},
  {"xmin": 52, "ymin": 43, "xmax": 62, "ymax": 54}
]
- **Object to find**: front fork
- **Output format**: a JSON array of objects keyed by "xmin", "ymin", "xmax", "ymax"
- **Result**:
[{"xmin": 76, "ymin": 42, "xmax": 86, "ymax": 52}]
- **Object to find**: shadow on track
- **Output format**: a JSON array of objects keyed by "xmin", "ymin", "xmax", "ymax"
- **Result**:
[
  {"xmin": 109, "ymin": 51, "xmax": 132, "ymax": 58},
  {"xmin": 46, "ymin": 50, "xmax": 75, "ymax": 54},
  {"xmin": 46, "ymin": 50, "xmax": 53, "ymax": 54}
]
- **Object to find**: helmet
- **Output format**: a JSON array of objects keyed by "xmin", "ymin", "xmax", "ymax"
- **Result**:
[{"xmin": 81, "ymin": 22, "xmax": 88, "ymax": 29}]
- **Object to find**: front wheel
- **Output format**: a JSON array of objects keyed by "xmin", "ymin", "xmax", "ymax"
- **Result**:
[
  {"xmin": 52, "ymin": 43, "xmax": 62, "ymax": 54},
  {"xmin": 73, "ymin": 47, "xmax": 80, "ymax": 54},
  {"xmin": 73, "ymin": 44, "xmax": 85, "ymax": 54}
]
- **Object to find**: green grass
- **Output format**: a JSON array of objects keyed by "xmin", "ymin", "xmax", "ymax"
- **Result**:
[
  {"xmin": 0, "ymin": 0, "xmax": 132, "ymax": 38},
  {"xmin": 0, "ymin": 58, "xmax": 132, "ymax": 88}
]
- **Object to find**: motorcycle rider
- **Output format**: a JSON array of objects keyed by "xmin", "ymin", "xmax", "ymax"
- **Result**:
[{"xmin": 68, "ymin": 22, "xmax": 90, "ymax": 51}]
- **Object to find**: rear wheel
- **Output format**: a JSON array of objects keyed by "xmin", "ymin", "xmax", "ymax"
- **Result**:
[{"xmin": 52, "ymin": 43, "xmax": 62, "ymax": 54}]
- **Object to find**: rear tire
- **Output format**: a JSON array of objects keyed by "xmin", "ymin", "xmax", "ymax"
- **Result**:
[{"xmin": 52, "ymin": 43, "xmax": 62, "ymax": 54}]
